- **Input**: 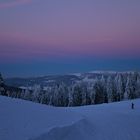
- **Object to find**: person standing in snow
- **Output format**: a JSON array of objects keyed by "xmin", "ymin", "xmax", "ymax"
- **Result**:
[{"xmin": 131, "ymin": 102, "xmax": 134, "ymax": 109}]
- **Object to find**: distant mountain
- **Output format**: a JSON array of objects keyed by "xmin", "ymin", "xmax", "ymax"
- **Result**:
[
  {"xmin": 5, "ymin": 75, "xmax": 81, "ymax": 87},
  {"xmin": 4, "ymin": 71, "xmax": 131, "ymax": 88}
]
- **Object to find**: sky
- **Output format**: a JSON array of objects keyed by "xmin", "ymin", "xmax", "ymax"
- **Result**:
[{"xmin": 0, "ymin": 0, "xmax": 140, "ymax": 77}]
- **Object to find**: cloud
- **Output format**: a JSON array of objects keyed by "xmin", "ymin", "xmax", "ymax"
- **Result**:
[{"xmin": 0, "ymin": 0, "xmax": 32, "ymax": 9}]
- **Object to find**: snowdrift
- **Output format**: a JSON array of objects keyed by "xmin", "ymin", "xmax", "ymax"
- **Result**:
[
  {"xmin": 30, "ymin": 119, "xmax": 94, "ymax": 140},
  {"xmin": 0, "ymin": 96, "xmax": 140, "ymax": 140}
]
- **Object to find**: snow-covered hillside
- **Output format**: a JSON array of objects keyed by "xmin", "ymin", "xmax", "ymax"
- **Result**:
[{"xmin": 0, "ymin": 96, "xmax": 140, "ymax": 140}]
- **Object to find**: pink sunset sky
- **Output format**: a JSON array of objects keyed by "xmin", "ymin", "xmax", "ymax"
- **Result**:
[{"xmin": 0, "ymin": 0, "xmax": 140, "ymax": 76}]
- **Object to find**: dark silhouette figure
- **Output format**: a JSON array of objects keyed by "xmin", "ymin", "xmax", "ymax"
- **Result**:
[{"xmin": 131, "ymin": 102, "xmax": 134, "ymax": 109}]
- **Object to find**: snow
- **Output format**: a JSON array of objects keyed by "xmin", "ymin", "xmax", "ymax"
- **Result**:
[
  {"xmin": 82, "ymin": 76, "xmax": 95, "ymax": 82},
  {"xmin": 20, "ymin": 86, "xmax": 32, "ymax": 90},
  {"xmin": 44, "ymin": 80, "xmax": 55, "ymax": 83},
  {"xmin": 89, "ymin": 70, "xmax": 117, "ymax": 74},
  {"xmin": 0, "ymin": 96, "xmax": 140, "ymax": 140},
  {"xmin": 71, "ymin": 73, "xmax": 81, "ymax": 77},
  {"xmin": 19, "ymin": 86, "xmax": 28, "ymax": 89},
  {"xmin": 89, "ymin": 70, "xmax": 138, "ymax": 74}
]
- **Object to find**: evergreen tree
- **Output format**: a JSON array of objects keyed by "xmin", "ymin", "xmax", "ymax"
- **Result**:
[
  {"xmin": 89, "ymin": 83, "xmax": 95, "ymax": 104},
  {"xmin": 32, "ymin": 85, "xmax": 42, "ymax": 102},
  {"xmin": 100, "ymin": 75, "xmax": 108, "ymax": 103},
  {"xmin": 106, "ymin": 76, "xmax": 114, "ymax": 102},
  {"xmin": 94, "ymin": 81, "xmax": 104, "ymax": 104},
  {"xmin": 135, "ymin": 73, "xmax": 140, "ymax": 98},
  {"xmin": 81, "ymin": 83, "xmax": 91, "ymax": 105},
  {"xmin": 125, "ymin": 74, "xmax": 136, "ymax": 99},
  {"xmin": 72, "ymin": 83, "xmax": 82, "ymax": 106},
  {"xmin": 0, "ymin": 73, "xmax": 4, "ymax": 86},
  {"xmin": 24, "ymin": 87, "xmax": 32, "ymax": 101},
  {"xmin": 41, "ymin": 88, "xmax": 51, "ymax": 105},
  {"xmin": 68, "ymin": 86, "xmax": 73, "ymax": 106},
  {"xmin": 0, "ymin": 73, "xmax": 5, "ymax": 96},
  {"xmin": 115, "ymin": 73, "xmax": 124, "ymax": 101}
]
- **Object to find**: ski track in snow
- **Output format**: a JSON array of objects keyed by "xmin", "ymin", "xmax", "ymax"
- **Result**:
[{"xmin": 0, "ymin": 96, "xmax": 140, "ymax": 140}]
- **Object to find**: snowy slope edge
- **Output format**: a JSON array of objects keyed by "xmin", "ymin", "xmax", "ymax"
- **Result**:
[{"xmin": 29, "ymin": 119, "xmax": 95, "ymax": 140}]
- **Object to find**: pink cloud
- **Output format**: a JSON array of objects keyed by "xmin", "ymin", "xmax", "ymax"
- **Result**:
[{"xmin": 0, "ymin": 0, "xmax": 32, "ymax": 9}]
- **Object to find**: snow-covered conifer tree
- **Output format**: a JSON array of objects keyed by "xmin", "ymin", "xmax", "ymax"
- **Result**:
[
  {"xmin": 106, "ymin": 76, "xmax": 114, "ymax": 102},
  {"xmin": 100, "ymin": 75, "xmax": 108, "ymax": 103},
  {"xmin": 24, "ymin": 87, "xmax": 32, "ymax": 101},
  {"xmin": 125, "ymin": 73, "xmax": 136, "ymax": 99},
  {"xmin": 81, "ymin": 83, "xmax": 90, "ymax": 105},
  {"xmin": 72, "ymin": 83, "xmax": 82, "ymax": 106},
  {"xmin": 68, "ymin": 86, "xmax": 73, "ymax": 106},
  {"xmin": 94, "ymin": 80, "xmax": 104, "ymax": 104},
  {"xmin": 32, "ymin": 85, "xmax": 42, "ymax": 102},
  {"xmin": 0, "ymin": 73, "xmax": 5, "ymax": 96},
  {"xmin": 115, "ymin": 73, "xmax": 124, "ymax": 101},
  {"xmin": 135, "ymin": 73, "xmax": 140, "ymax": 98}
]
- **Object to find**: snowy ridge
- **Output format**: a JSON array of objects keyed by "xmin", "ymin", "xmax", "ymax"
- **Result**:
[
  {"xmin": 70, "ymin": 73, "xmax": 81, "ymax": 77},
  {"xmin": 0, "ymin": 96, "xmax": 82, "ymax": 140},
  {"xmin": 0, "ymin": 96, "xmax": 140, "ymax": 140},
  {"xmin": 88, "ymin": 70, "xmax": 138, "ymax": 74},
  {"xmin": 30, "ymin": 119, "xmax": 94, "ymax": 140},
  {"xmin": 89, "ymin": 70, "xmax": 117, "ymax": 74}
]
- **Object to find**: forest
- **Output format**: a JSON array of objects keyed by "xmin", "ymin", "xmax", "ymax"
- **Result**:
[{"xmin": 0, "ymin": 72, "xmax": 140, "ymax": 107}]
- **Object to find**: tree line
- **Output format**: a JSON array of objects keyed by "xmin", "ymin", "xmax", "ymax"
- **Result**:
[{"xmin": 0, "ymin": 72, "xmax": 140, "ymax": 106}]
